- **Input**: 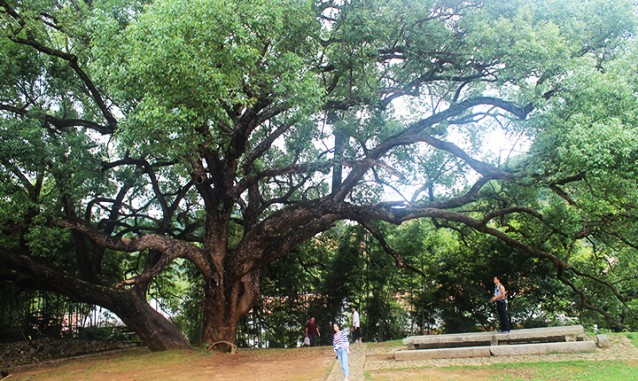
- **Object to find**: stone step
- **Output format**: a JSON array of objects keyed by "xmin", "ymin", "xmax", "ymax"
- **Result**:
[
  {"xmin": 395, "ymin": 340, "xmax": 597, "ymax": 360},
  {"xmin": 490, "ymin": 340, "xmax": 597, "ymax": 356},
  {"xmin": 403, "ymin": 325, "xmax": 585, "ymax": 349},
  {"xmin": 395, "ymin": 346, "xmax": 491, "ymax": 361}
]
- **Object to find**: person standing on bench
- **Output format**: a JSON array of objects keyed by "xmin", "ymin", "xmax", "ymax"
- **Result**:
[{"xmin": 492, "ymin": 276, "xmax": 510, "ymax": 333}]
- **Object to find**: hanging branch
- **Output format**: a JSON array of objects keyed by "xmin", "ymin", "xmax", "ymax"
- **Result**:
[{"xmin": 358, "ymin": 220, "xmax": 426, "ymax": 277}]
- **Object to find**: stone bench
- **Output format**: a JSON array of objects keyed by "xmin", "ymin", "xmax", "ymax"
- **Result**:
[
  {"xmin": 394, "ymin": 340, "xmax": 596, "ymax": 361},
  {"xmin": 490, "ymin": 340, "xmax": 596, "ymax": 356},
  {"xmin": 403, "ymin": 325, "xmax": 585, "ymax": 349},
  {"xmin": 395, "ymin": 346, "xmax": 491, "ymax": 360},
  {"xmin": 396, "ymin": 325, "xmax": 595, "ymax": 361}
]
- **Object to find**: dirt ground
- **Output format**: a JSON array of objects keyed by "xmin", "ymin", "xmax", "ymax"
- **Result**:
[
  {"xmin": 6, "ymin": 334, "xmax": 638, "ymax": 381},
  {"xmin": 7, "ymin": 346, "xmax": 336, "ymax": 381}
]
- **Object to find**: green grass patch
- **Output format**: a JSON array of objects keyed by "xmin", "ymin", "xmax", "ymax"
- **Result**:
[
  {"xmin": 367, "ymin": 360, "xmax": 638, "ymax": 381},
  {"xmin": 623, "ymin": 332, "xmax": 638, "ymax": 348},
  {"xmin": 492, "ymin": 360, "xmax": 638, "ymax": 381}
]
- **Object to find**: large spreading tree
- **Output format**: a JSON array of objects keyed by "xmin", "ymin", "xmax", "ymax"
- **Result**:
[{"xmin": 2, "ymin": 0, "xmax": 638, "ymax": 350}]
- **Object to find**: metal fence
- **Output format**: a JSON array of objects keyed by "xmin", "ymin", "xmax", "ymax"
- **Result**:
[
  {"xmin": 0, "ymin": 286, "xmax": 125, "ymax": 343},
  {"xmin": 1, "ymin": 286, "xmax": 326, "ymax": 348}
]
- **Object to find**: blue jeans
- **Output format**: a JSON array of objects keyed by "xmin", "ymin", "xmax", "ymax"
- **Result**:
[{"xmin": 336, "ymin": 347, "xmax": 349, "ymax": 377}]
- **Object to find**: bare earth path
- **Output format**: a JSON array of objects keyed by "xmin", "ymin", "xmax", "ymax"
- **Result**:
[{"xmin": 5, "ymin": 334, "xmax": 637, "ymax": 381}]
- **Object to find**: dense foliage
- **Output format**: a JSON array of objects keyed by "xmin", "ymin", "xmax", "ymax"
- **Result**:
[{"xmin": 1, "ymin": 0, "xmax": 637, "ymax": 350}]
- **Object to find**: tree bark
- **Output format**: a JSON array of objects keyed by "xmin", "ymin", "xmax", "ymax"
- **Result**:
[
  {"xmin": 107, "ymin": 291, "xmax": 192, "ymax": 351},
  {"xmin": 201, "ymin": 271, "xmax": 260, "ymax": 352}
]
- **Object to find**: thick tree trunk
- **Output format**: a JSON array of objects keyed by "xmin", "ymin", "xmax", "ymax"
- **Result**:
[
  {"xmin": 201, "ymin": 272, "xmax": 260, "ymax": 352},
  {"xmin": 108, "ymin": 291, "xmax": 192, "ymax": 351},
  {"xmin": 201, "ymin": 303, "xmax": 241, "ymax": 352},
  {"xmin": 0, "ymin": 250, "xmax": 191, "ymax": 351}
]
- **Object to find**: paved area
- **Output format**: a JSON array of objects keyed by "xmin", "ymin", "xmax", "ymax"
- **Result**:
[{"xmin": 327, "ymin": 342, "xmax": 366, "ymax": 381}]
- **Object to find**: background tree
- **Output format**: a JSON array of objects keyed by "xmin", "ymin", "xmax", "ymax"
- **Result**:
[{"xmin": 1, "ymin": 0, "xmax": 637, "ymax": 351}]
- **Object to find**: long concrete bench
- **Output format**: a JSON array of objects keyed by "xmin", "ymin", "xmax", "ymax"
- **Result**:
[
  {"xmin": 395, "ymin": 325, "xmax": 595, "ymax": 360},
  {"xmin": 490, "ymin": 340, "xmax": 597, "ymax": 356},
  {"xmin": 394, "ymin": 340, "xmax": 596, "ymax": 361},
  {"xmin": 403, "ymin": 325, "xmax": 585, "ymax": 349},
  {"xmin": 395, "ymin": 346, "xmax": 492, "ymax": 360}
]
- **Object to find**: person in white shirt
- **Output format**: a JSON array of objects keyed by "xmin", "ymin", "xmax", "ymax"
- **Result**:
[{"xmin": 351, "ymin": 307, "xmax": 361, "ymax": 343}]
